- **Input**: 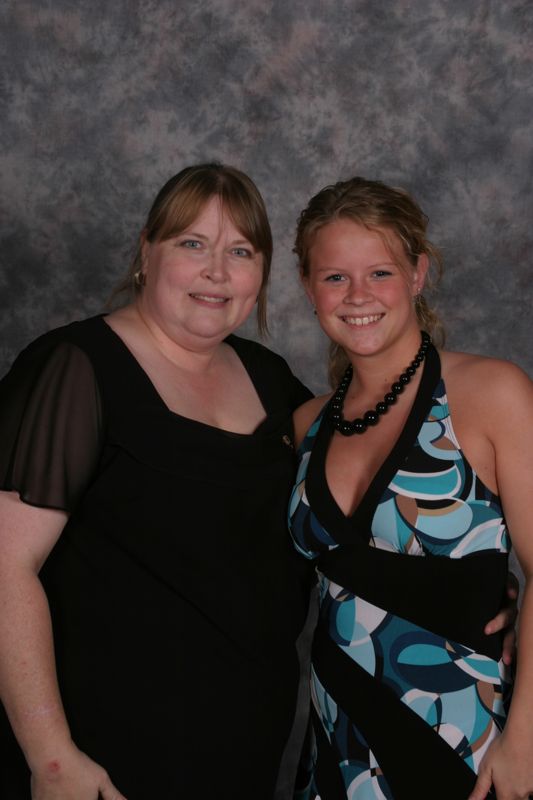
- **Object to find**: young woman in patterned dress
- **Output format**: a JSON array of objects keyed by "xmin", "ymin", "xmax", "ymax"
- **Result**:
[{"xmin": 289, "ymin": 177, "xmax": 533, "ymax": 800}]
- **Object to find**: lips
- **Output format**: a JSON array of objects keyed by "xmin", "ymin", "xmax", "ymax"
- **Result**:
[
  {"xmin": 189, "ymin": 293, "xmax": 229, "ymax": 304},
  {"xmin": 341, "ymin": 313, "xmax": 384, "ymax": 326}
]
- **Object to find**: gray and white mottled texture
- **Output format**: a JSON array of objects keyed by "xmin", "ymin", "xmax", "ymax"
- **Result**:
[
  {"xmin": 1, "ymin": 1, "xmax": 531, "ymax": 795},
  {"xmin": 2, "ymin": 0, "xmax": 532, "ymax": 388}
]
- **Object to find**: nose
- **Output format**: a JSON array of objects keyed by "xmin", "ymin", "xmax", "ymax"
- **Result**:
[
  {"xmin": 344, "ymin": 279, "xmax": 373, "ymax": 305},
  {"xmin": 202, "ymin": 251, "xmax": 228, "ymax": 282}
]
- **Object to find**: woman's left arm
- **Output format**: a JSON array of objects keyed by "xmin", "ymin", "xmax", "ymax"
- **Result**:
[{"xmin": 469, "ymin": 362, "xmax": 533, "ymax": 800}]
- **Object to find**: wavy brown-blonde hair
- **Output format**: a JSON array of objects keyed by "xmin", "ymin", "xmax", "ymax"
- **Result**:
[
  {"xmin": 111, "ymin": 163, "xmax": 273, "ymax": 335},
  {"xmin": 294, "ymin": 176, "xmax": 445, "ymax": 385}
]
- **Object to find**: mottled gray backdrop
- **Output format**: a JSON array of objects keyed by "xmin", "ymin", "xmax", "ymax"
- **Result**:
[
  {"xmin": 1, "ymin": 0, "xmax": 531, "ymax": 795},
  {"xmin": 2, "ymin": 0, "xmax": 532, "ymax": 388}
]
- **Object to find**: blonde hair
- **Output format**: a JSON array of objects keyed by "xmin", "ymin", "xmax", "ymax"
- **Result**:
[
  {"xmin": 111, "ymin": 163, "xmax": 273, "ymax": 335},
  {"xmin": 294, "ymin": 176, "xmax": 445, "ymax": 385}
]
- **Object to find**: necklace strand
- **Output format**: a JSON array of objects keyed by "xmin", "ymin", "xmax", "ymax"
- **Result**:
[{"xmin": 329, "ymin": 331, "xmax": 431, "ymax": 436}]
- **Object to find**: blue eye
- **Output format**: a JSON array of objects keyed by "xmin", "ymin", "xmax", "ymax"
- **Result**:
[
  {"xmin": 372, "ymin": 270, "xmax": 392, "ymax": 279},
  {"xmin": 181, "ymin": 240, "xmax": 202, "ymax": 249},
  {"xmin": 232, "ymin": 247, "xmax": 252, "ymax": 257},
  {"xmin": 325, "ymin": 273, "xmax": 345, "ymax": 282}
]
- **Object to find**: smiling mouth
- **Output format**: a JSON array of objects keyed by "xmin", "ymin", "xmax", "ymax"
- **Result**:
[
  {"xmin": 341, "ymin": 313, "xmax": 384, "ymax": 326},
  {"xmin": 189, "ymin": 293, "xmax": 229, "ymax": 304}
]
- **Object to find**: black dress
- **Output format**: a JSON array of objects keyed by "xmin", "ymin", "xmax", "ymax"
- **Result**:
[{"xmin": 0, "ymin": 315, "xmax": 312, "ymax": 800}]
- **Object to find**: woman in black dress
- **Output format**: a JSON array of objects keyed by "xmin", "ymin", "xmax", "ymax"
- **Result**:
[{"xmin": 0, "ymin": 164, "xmax": 312, "ymax": 800}]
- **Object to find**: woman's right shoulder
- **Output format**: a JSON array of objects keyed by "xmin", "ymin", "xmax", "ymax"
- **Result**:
[
  {"xmin": 10, "ymin": 316, "xmax": 105, "ymax": 363},
  {"xmin": 1, "ymin": 317, "xmax": 109, "ymax": 398},
  {"xmin": 293, "ymin": 393, "xmax": 332, "ymax": 448}
]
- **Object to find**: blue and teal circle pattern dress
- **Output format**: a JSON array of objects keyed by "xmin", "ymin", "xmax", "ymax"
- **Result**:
[{"xmin": 289, "ymin": 343, "xmax": 512, "ymax": 800}]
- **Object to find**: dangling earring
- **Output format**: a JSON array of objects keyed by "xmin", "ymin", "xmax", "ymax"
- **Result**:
[{"xmin": 134, "ymin": 270, "xmax": 146, "ymax": 287}]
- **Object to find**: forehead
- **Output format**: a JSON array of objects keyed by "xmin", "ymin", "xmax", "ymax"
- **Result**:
[
  {"xmin": 310, "ymin": 219, "xmax": 403, "ymax": 261},
  {"xmin": 184, "ymin": 195, "xmax": 238, "ymax": 230}
]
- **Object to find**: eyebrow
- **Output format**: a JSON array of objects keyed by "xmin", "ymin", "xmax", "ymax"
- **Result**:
[
  {"xmin": 179, "ymin": 231, "xmax": 254, "ymax": 247},
  {"xmin": 314, "ymin": 262, "xmax": 397, "ymax": 272},
  {"xmin": 178, "ymin": 231, "xmax": 208, "ymax": 241}
]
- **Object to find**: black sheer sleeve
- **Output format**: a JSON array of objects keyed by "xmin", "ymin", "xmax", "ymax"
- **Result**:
[{"xmin": 0, "ymin": 335, "xmax": 103, "ymax": 511}]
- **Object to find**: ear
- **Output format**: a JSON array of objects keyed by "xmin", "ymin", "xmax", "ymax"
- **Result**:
[
  {"xmin": 412, "ymin": 253, "xmax": 429, "ymax": 296},
  {"xmin": 140, "ymin": 229, "xmax": 150, "ymax": 267}
]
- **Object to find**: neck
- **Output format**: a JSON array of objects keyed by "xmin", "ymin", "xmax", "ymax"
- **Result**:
[
  {"xmin": 348, "ymin": 329, "xmax": 424, "ymax": 395},
  {"xmin": 124, "ymin": 302, "xmax": 226, "ymax": 375},
  {"xmin": 329, "ymin": 331, "xmax": 430, "ymax": 436}
]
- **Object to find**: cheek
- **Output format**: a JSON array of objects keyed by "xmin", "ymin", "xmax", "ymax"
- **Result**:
[
  {"xmin": 146, "ymin": 264, "xmax": 189, "ymax": 305},
  {"xmin": 313, "ymin": 295, "xmax": 341, "ymax": 332},
  {"xmin": 239, "ymin": 265, "xmax": 263, "ymax": 296},
  {"xmin": 395, "ymin": 284, "xmax": 416, "ymax": 306},
  {"xmin": 149, "ymin": 254, "xmax": 179, "ymax": 277},
  {"xmin": 303, "ymin": 275, "xmax": 325, "ymax": 305},
  {"xmin": 313, "ymin": 285, "xmax": 339, "ymax": 310}
]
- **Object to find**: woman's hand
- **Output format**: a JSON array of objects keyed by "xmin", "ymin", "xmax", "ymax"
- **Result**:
[
  {"xmin": 484, "ymin": 571, "xmax": 519, "ymax": 665},
  {"xmin": 31, "ymin": 743, "xmax": 127, "ymax": 800},
  {"xmin": 468, "ymin": 733, "xmax": 533, "ymax": 800}
]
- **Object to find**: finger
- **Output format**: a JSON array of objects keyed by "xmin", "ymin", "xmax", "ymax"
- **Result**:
[
  {"xmin": 99, "ymin": 776, "xmax": 128, "ymax": 800},
  {"xmin": 506, "ymin": 571, "xmax": 520, "ymax": 597},
  {"xmin": 484, "ymin": 608, "xmax": 513, "ymax": 635},
  {"xmin": 506, "ymin": 584, "xmax": 519, "ymax": 600},
  {"xmin": 100, "ymin": 791, "xmax": 127, "ymax": 800},
  {"xmin": 99, "ymin": 790, "xmax": 128, "ymax": 800},
  {"xmin": 467, "ymin": 771, "xmax": 492, "ymax": 800},
  {"xmin": 501, "ymin": 628, "xmax": 517, "ymax": 666}
]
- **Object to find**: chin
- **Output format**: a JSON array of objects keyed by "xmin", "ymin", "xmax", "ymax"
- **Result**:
[{"xmin": 336, "ymin": 326, "xmax": 385, "ymax": 349}]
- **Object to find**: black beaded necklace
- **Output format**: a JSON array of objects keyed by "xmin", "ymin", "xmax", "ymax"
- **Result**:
[{"xmin": 329, "ymin": 331, "xmax": 431, "ymax": 436}]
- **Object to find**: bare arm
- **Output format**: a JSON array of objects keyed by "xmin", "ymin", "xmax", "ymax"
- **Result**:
[
  {"xmin": 293, "ymin": 394, "xmax": 331, "ymax": 449},
  {"xmin": 0, "ymin": 490, "xmax": 126, "ymax": 800},
  {"xmin": 468, "ymin": 363, "xmax": 533, "ymax": 800}
]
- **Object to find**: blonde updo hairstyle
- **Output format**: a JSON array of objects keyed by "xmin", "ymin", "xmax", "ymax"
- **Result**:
[
  {"xmin": 294, "ymin": 176, "xmax": 444, "ymax": 386},
  {"xmin": 112, "ymin": 163, "xmax": 273, "ymax": 335}
]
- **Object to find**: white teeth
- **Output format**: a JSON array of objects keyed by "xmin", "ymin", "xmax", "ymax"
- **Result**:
[
  {"xmin": 343, "ymin": 314, "xmax": 382, "ymax": 326},
  {"xmin": 191, "ymin": 294, "xmax": 227, "ymax": 303}
]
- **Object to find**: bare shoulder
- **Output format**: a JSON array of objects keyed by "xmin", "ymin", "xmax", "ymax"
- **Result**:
[
  {"xmin": 293, "ymin": 393, "xmax": 332, "ymax": 447},
  {"xmin": 440, "ymin": 348, "xmax": 533, "ymax": 414}
]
